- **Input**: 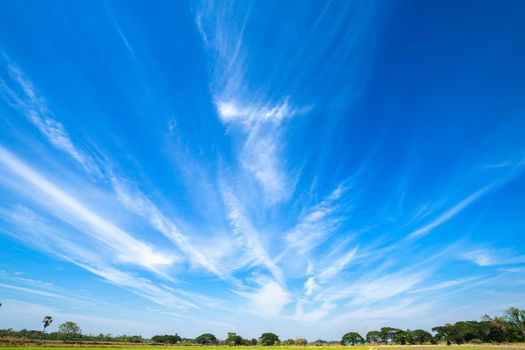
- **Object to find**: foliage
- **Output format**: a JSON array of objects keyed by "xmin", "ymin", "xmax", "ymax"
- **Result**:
[
  {"xmin": 362, "ymin": 307, "xmax": 525, "ymax": 345},
  {"xmin": 412, "ymin": 329, "xmax": 434, "ymax": 344},
  {"xmin": 366, "ymin": 331, "xmax": 381, "ymax": 344},
  {"xmin": 42, "ymin": 316, "xmax": 52, "ymax": 330},
  {"xmin": 341, "ymin": 332, "xmax": 364, "ymax": 345},
  {"xmin": 281, "ymin": 338, "xmax": 295, "ymax": 345},
  {"xmin": 41, "ymin": 315, "xmax": 53, "ymax": 340},
  {"xmin": 503, "ymin": 307, "xmax": 525, "ymax": 338},
  {"xmin": 150, "ymin": 334, "xmax": 181, "ymax": 344},
  {"xmin": 194, "ymin": 333, "xmax": 218, "ymax": 345},
  {"xmin": 225, "ymin": 332, "xmax": 245, "ymax": 346},
  {"xmin": 259, "ymin": 332, "xmax": 279, "ymax": 346},
  {"xmin": 295, "ymin": 337, "xmax": 308, "ymax": 345},
  {"xmin": 57, "ymin": 322, "xmax": 81, "ymax": 341}
]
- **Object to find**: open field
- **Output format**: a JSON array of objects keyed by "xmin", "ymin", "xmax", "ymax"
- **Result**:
[
  {"xmin": 0, "ymin": 348, "xmax": 369, "ymax": 350},
  {"xmin": 374, "ymin": 347, "xmax": 525, "ymax": 350},
  {"xmin": 1, "ymin": 346, "xmax": 525, "ymax": 350},
  {"xmin": 0, "ymin": 348, "xmax": 370, "ymax": 350}
]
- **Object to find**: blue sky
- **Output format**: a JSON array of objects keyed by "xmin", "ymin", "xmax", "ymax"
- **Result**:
[{"xmin": 1, "ymin": 0, "xmax": 525, "ymax": 340}]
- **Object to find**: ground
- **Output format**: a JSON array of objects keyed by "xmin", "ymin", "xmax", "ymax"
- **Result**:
[{"xmin": 1, "ymin": 346, "xmax": 525, "ymax": 350}]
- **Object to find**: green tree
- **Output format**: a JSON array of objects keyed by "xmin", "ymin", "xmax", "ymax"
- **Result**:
[
  {"xmin": 295, "ymin": 337, "xmax": 308, "ymax": 345},
  {"xmin": 259, "ymin": 332, "xmax": 279, "ymax": 346},
  {"xmin": 195, "ymin": 333, "xmax": 218, "ymax": 345},
  {"xmin": 225, "ymin": 332, "xmax": 244, "ymax": 345},
  {"xmin": 433, "ymin": 324, "xmax": 459, "ymax": 344},
  {"xmin": 504, "ymin": 307, "xmax": 525, "ymax": 339},
  {"xmin": 412, "ymin": 329, "xmax": 433, "ymax": 344},
  {"xmin": 341, "ymin": 332, "xmax": 364, "ymax": 345},
  {"xmin": 394, "ymin": 330, "xmax": 414, "ymax": 345},
  {"xmin": 380, "ymin": 327, "xmax": 402, "ymax": 344},
  {"xmin": 151, "ymin": 334, "xmax": 181, "ymax": 344},
  {"xmin": 57, "ymin": 321, "xmax": 81, "ymax": 341},
  {"xmin": 41, "ymin": 315, "xmax": 53, "ymax": 340},
  {"xmin": 366, "ymin": 331, "xmax": 381, "ymax": 344},
  {"xmin": 282, "ymin": 338, "xmax": 295, "ymax": 345}
]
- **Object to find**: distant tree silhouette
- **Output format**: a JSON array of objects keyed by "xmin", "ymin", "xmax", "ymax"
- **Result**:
[{"xmin": 41, "ymin": 316, "xmax": 53, "ymax": 340}]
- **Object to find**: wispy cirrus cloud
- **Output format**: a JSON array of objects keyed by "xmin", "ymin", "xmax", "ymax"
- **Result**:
[
  {"xmin": 0, "ymin": 147, "xmax": 175, "ymax": 271},
  {"xmin": 3, "ymin": 59, "xmax": 229, "ymax": 280},
  {"xmin": 216, "ymin": 99, "xmax": 299, "ymax": 126},
  {"xmin": 1, "ymin": 204, "xmax": 197, "ymax": 310},
  {"xmin": 407, "ymin": 183, "xmax": 495, "ymax": 239},
  {"xmin": 462, "ymin": 248, "xmax": 525, "ymax": 267},
  {"xmin": 329, "ymin": 270, "xmax": 428, "ymax": 306},
  {"xmin": 196, "ymin": 4, "xmax": 307, "ymax": 204},
  {"xmin": 216, "ymin": 98, "xmax": 306, "ymax": 204},
  {"xmin": 407, "ymin": 173, "xmax": 522, "ymax": 241},
  {"xmin": 0, "ymin": 283, "xmax": 81, "ymax": 303},
  {"xmin": 110, "ymin": 176, "xmax": 225, "ymax": 277},
  {"xmin": 235, "ymin": 275, "xmax": 291, "ymax": 319},
  {"xmin": 0, "ymin": 58, "xmax": 101, "ymax": 175},
  {"xmin": 303, "ymin": 247, "xmax": 357, "ymax": 297},
  {"xmin": 220, "ymin": 186, "xmax": 284, "ymax": 282},
  {"xmin": 285, "ymin": 182, "xmax": 348, "ymax": 254}
]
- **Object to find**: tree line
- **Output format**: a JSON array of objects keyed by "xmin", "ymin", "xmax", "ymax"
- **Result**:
[
  {"xmin": 0, "ymin": 307, "xmax": 523, "ymax": 345},
  {"xmin": 343, "ymin": 307, "xmax": 525, "ymax": 345}
]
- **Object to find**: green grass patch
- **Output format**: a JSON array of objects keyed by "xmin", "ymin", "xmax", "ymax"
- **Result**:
[
  {"xmin": 1, "ymin": 347, "xmax": 524, "ymax": 350},
  {"xmin": 376, "ymin": 347, "xmax": 525, "ymax": 350}
]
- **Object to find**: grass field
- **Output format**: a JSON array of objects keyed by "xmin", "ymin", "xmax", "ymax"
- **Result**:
[
  {"xmin": 0, "ymin": 348, "xmax": 522, "ymax": 350},
  {"xmin": 375, "ymin": 347, "xmax": 525, "ymax": 350}
]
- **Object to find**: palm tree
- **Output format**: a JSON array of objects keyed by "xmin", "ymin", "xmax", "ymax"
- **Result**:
[{"xmin": 41, "ymin": 315, "xmax": 53, "ymax": 340}]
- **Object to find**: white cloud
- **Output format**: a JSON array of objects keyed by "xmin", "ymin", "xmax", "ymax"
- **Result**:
[
  {"xmin": 214, "ymin": 98, "xmax": 304, "ymax": 204},
  {"xmin": 0, "ymin": 62, "xmax": 100, "ymax": 175},
  {"xmin": 110, "ymin": 176, "xmax": 225, "ymax": 277},
  {"xmin": 292, "ymin": 298, "xmax": 336, "ymax": 323},
  {"xmin": 216, "ymin": 99, "xmax": 297, "ymax": 125},
  {"xmin": 2, "ymin": 61, "xmax": 224, "ymax": 279},
  {"xmin": 75, "ymin": 262, "xmax": 197, "ymax": 310},
  {"xmin": 197, "ymin": 4, "xmax": 307, "ymax": 204},
  {"xmin": 0, "ymin": 283, "xmax": 79, "ymax": 302},
  {"xmin": 236, "ymin": 276, "xmax": 291, "ymax": 318},
  {"xmin": 220, "ymin": 187, "xmax": 284, "ymax": 282},
  {"xmin": 301, "ymin": 247, "xmax": 358, "ymax": 298},
  {"xmin": 316, "ymin": 269, "xmax": 428, "ymax": 307},
  {"xmin": 317, "ymin": 247, "xmax": 358, "ymax": 281},
  {"xmin": 463, "ymin": 249, "xmax": 496, "ymax": 266},
  {"xmin": 285, "ymin": 182, "xmax": 347, "ymax": 253},
  {"xmin": 407, "ymin": 167, "xmax": 525, "ymax": 240},
  {"xmin": 304, "ymin": 277, "xmax": 317, "ymax": 296},
  {"xmin": 241, "ymin": 125, "xmax": 290, "ymax": 203},
  {"xmin": 409, "ymin": 276, "xmax": 482, "ymax": 294},
  {"xmin": 0, "ymin": 147, "xmax": 176, "ymax": 271},
  {"xmin": 408, "ymin": 183, "xmax": 496, "ymax": 239},
  {"xmin": 462, "ymin": 249, "xmax": 525, "ymax": 267},
  {"xmin": 1, "ymin": 205, "xmax": 197, "ymax": 310}
]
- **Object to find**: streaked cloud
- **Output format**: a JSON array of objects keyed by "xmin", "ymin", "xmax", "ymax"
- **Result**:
[
  {"xmin": 236, "ymin": 276, "xmax": 291, "ymax": 318},
  {"xmin": 0, "ymin": 147, "xmax": 175, "ymax": 271},
  {"xmin": 0, "ymin": 60, "xmax": 101, "ymax": 175}
]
